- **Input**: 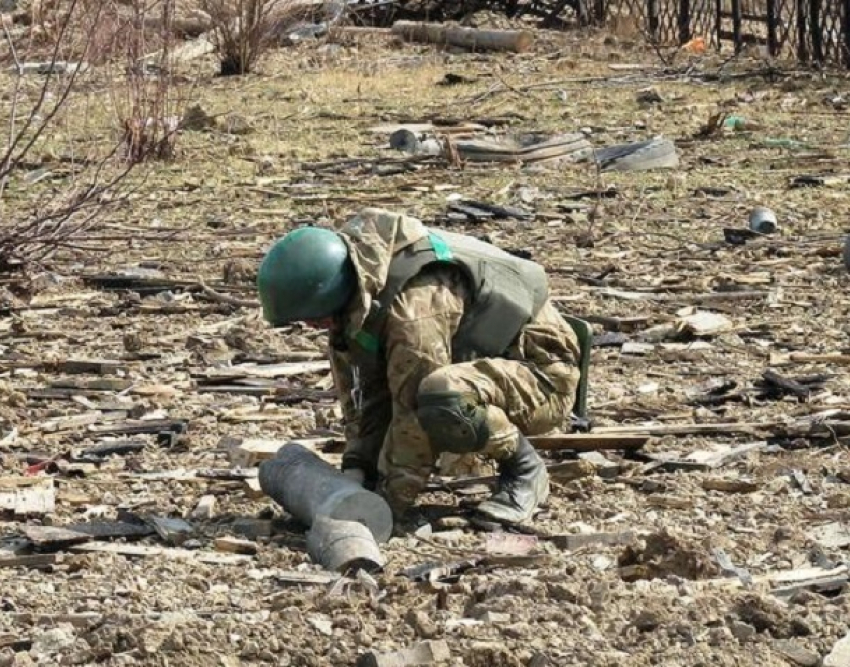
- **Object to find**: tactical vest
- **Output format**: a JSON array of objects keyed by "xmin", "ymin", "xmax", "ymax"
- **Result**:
[{"xmin": 350, "ymin": 229, "xmax": 549, "ymax": 362}]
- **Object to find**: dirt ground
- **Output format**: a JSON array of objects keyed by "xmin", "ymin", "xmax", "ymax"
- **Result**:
[{"xmin": 1, "ymin": 15, "xmax": 850, "ymax": 667}]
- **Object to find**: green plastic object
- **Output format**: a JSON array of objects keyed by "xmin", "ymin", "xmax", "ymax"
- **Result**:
[
  {"xmin": 257, "ymin": 227, "xmax": 356, "ymax": 326},
  {"xmin": 564, "ymin": 316, "xmax": 592, "ymax": 421}
]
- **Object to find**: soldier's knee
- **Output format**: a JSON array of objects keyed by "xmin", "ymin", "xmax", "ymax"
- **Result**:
[{"xmin": 416, "ymin": 380, "xmax": 489, "ymax": 454}]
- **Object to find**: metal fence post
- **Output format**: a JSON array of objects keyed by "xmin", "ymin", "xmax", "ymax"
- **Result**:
[
  {"xmin": 766, "ymin": 0, "xmax": 779, "ymax": 55},
  {"xmin": 647, "ymin": 0, "xmax": 660, "ymax": 42},
  {"xmin": 715, "ymin": 0, "xmax": 723, "ymax": 50},
  {"xmin": 797, "ymin": 0, "xmax": 809, "ymax": 62},
  {"xmin": 810, "ymin": 0, "xmax": 823, "ymax": 62},
  {"xmin": 679, "ymin": 0, "xmax": 691, "ymax": 43},
  {"xmin": 732, "ymin": 0, "xmax": 743, "ymax": 52},
  {"xmin": 842, "ymin": 0, "xmax": 850, "ymax": 66}
]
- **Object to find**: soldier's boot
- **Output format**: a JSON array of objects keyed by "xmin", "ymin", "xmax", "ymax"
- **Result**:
[{"xmin": 476, "ymin": 434, "xmax": 549, "ymax": 525}]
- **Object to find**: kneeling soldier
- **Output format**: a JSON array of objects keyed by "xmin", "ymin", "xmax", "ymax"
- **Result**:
[{"xmin": 257, "ymin": 209, "xmax": 581, "ymax": 526}]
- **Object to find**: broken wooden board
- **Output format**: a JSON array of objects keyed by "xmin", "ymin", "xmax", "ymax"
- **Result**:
[
  {"xmin": 214, "ymin": 537, "xmax": 258, "ymax": 555},
  {"xmin": 66, "ymin": 520, "xmax": 154, "ymax": 540},
  {"xmin": 701, "ymin": 477, "xmax": 760, "ymax": 493},
  {"xmin": 272, "ymin": 570, "xmax": 340, "ymax": 586},
  {"xmin": 193, "ymin": 360, "xmax": 330, "ymax": 382},
  {"xmin": 52, "ymin": 359, "xmax": 125, "ymax": 375},
  {"xmin": 0, "ymin": 477, "xmax": 55, "ymax": 515},
  {"xmin": 0, "ymin": 553, "xmax": 86, "ymax": 569},
  {"xmin": 356, "ymin": 639, "xmax": 451, "ymax": 667},
  {"xmin": 594, "ymin": 422, "xmax": 780, "ymax": 437},
  {"xmin": 528, "ymin": 432, "xmax": 649, "ymax": 452},
  {"xmin": 770, "ymin": 352, "xmax": 850, "ymax": 367},
  {"xmin": 22, "ymin": 526, "xmax": 91, "ymax": 549},
  {"xmin": 651, "ymin": 442, "xmax": 767, "ymax": 472},
  {"xmin": 222, "ymin": 436, "xmax": 340, "ymax": 468},
  {"xmin": 543, "ymin": 530, "xmax": 636, "ymax": 551},
  {"xmin": 694, "ymin": 564, "xmax": 848, "ymax": 592},
  {"xmin": 69, "ymin": 542, "xmax": 252, "ymax": 565}
]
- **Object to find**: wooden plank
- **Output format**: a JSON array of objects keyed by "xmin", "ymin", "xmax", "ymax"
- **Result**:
[
  {"xmin": 655, "ymin": 442, "xmax": 768, "ymax": 472},
  {"xmin": 214, "ymin": 537, "xmax": 258, "ymax": 555},
  {"xmin": 593, "ymin": 422, "xmax": 779, "ymax": 436},
  {"xmin": 66, "ymin": 520, "xmax": 154, "ymax": 540},
  {"xmin": 22, "ymin": 526, "xmax": 91, "ymax": 548},
  {"xmin": 528, "ymin": 433, "xmax": 649, "ymax": 452},
  {"xmin": 544, "ymin": 530, "xmax": 636, "ymax": 551},
  {"xmin": 695, "ymin": 564, "xmax": 848, "ymax": 591},
  {"xmin": 770, "ymin": 352, "xmax": 850, "ymax": 367},
  {"xmin": 54, "ymin": 359, "xmax": 124, "ymax": 375},
  {"xmin": 194, "ymin": 360, "xmax": 330, "ymax": 381},
  {"xmin": 222, "ymin": 436, "xmax": 339, "ymax": 468},
  {"xmin": 0, "ymin": 477, "xmax": 55, "ymax": 515},
  {"xmin": 69, "ymin": 542, "xmax": 252, "ymax": 565},
  {"xmin": 0, "ymin": 553, "xmax": 85, "ymax": 569}
]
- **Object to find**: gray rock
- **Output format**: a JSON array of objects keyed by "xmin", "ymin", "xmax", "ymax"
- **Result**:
[{"xmin": 729, "ymin": 620, "xmax": 757, "ymax": 643}]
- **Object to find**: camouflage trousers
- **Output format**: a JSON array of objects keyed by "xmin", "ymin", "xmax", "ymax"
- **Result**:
[{"xmin": 377, "ymin": 301, "xmax": 581, "ymax": 514}]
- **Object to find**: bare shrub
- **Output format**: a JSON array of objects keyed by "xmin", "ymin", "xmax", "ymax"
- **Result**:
[
  {"xmin": 100, "ymin": 0, "xmax": 187, "ymax": 162},
  {"xmin": 0, "ymin": 0, "xmax": 188, "ymax": 271},
  {"xmin": 198, "ymin": 0, "xmax": 302, "ymax": 75}
]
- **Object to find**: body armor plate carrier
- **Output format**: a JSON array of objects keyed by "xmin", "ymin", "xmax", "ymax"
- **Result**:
[{"xmin": 353, "ymin": 229, "xmax": 549, "ymax": 361}]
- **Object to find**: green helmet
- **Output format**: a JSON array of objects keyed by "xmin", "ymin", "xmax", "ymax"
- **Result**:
[{"xmin": 257, "ymin": 227, "xmax": 356, "ymax": 326}]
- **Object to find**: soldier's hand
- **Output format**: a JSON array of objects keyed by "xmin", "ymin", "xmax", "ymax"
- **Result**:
[{"xmin": 341, "ymin": 467, "xmax": 366, "ymax": 486}]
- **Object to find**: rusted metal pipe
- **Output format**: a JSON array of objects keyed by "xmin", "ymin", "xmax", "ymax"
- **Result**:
[
  {"xmin": 258, "ymin": 442, "xmax": 393, "ymax": 544},
  {"xmin": 307, "ymin": 515, "xmax": 385, "ymax": 573}
]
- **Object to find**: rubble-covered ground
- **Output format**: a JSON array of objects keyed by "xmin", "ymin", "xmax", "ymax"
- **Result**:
[{"xmin": 2, "ymin": 17, "xmax": 850, "ymax": 667}]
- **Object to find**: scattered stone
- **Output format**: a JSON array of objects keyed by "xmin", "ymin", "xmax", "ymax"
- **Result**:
[
  {"xmin": 773, "ymin": 640, "xmax": 821, "ymax": 667},
  {"xmin": 618, "ymin": 530, "xmax": 720, "ymax": 581},
  {"xmin": 729, "ymin": 620, "xmax": 757, "ymax": 642},
  {"xmin": 824, "ymin": 632, "xmax": 850, "ymax": 667},
  {"xmin": 31, "ymin": 625, "xmax": 75, "ymax": 656},
  {"xmin": 405, "ymin": 610, "xmax": 439, "ymax": 639},
  {"xmin": 190, "ymin": 494, "xmax": 216, "ymax": 520},
  {"xmin": 357, "ymin": 640, "xmax": 450, "ymax": 667},
  {"xmin": 475, "ymin": 611, "xmax": 511, "ymax": 624},
  {"xmin": 808, "ymin": 522, "xmax": 850, "ymax": 549}
]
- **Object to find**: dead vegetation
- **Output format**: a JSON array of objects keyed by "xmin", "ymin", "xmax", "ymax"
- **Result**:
[{"xmin": 198, "ymin": 0, "xmax": 306, "ymax": 74}]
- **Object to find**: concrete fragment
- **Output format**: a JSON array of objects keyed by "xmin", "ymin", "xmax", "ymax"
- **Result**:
[
  {"xmin": 808, "ymin": 522, "xmax": 850, "ymax": 549},
  {"xmin": 824, "ymin": 632, "xmax": 850, "ymax": 667},
  {"xmin": 357, "ymin": 640, "xmax": 451, "ymax": 667},
  {"xmin": 677, "ymin": 311, "xmax": 733, "ymax": 337},
  {"xmin": 190, "ymin": 495, "xmax": 216, "ymax": 520},
  {"xmin": 729, "ymin": 620, "xmax": 756, "ymax": 642},
  {"xmin": 773, "ymin": 641, "xmax": 820, "ymax": 667}
]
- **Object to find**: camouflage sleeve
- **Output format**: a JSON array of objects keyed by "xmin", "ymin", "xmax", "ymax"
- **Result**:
[
  {"xmin": 377, "ymin": 266, "xmax": 468, "ymax": 513},
  {"xmin": 329, "ymin": 342, "xmax": 391, "ymax": 484}
]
